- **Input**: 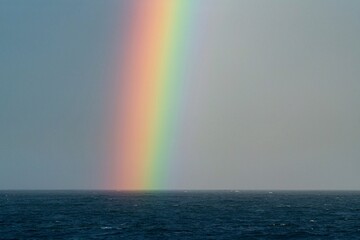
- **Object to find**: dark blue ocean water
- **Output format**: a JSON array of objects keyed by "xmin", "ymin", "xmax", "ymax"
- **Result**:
[{"xmin": 1, "ymin": 191, "xmax": 360, "ymax": 239}]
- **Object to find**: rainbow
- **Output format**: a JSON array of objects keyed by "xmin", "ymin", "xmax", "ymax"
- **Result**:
[{"xmin": 108, "ymin": 0, "xmax": 195, "ymax": 190}]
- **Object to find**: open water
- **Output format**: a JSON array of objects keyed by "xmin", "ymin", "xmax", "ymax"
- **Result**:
[{"xmin": 0, "ymin": 191, "xmax": 360, "ymax": 239}]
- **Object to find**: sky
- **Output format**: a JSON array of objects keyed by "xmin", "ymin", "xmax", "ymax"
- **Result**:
[{"xmin": 1, "ymin": 0, "xmax": 360, "ymax": 190}]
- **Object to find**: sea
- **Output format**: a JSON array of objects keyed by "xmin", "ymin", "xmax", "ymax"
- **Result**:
[{"xmin": 0, "ymin": 191, "xmax": 360, "ymax": 239}]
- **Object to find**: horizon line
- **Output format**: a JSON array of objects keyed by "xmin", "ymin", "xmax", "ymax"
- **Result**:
[{"xmin": 1, "ymin": 189, "xmax": 360, "ymax": 192}]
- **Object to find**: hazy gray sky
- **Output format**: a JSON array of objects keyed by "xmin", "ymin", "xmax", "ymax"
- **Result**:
[
  {"xmin": 1, "ymin": 0, "xmax": 360, "ymax": 190},
  {"xmin": 0, "ymin": 0, "xmax": 120, "ymax": 189}
]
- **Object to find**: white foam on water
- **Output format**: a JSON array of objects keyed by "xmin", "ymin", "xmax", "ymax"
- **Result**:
[{"xmin": 101, "ymin": 227, "xmax": 113, "ymax": 230}]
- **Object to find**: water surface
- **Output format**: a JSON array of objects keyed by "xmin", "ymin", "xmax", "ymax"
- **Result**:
[{"xmin": 1, "ymin": 191, "xmax": 360, "ymax": 239}]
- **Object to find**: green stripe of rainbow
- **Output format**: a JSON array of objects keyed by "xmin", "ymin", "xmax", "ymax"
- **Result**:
[{"xmin": 110, "ymin": 0, "xmax": 195, "ymax": 190}]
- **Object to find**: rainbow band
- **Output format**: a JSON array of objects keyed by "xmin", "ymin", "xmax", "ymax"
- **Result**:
[{"xmin": 112, "ymin": 0, "xmax": 194, "ymax": 190}]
